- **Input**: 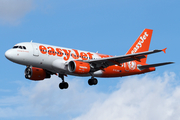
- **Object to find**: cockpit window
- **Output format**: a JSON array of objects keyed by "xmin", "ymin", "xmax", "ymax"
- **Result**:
[
  {"xmin": 23, "ymin": 46, "xmax": 26, "ymax": 49},
  {"xmin": 13, "ymin": 46, "xmax": 18, "ymax": 49},
  {"xmin": 13, "ymin": 46, "xmax": 26, "ymax": 50}
]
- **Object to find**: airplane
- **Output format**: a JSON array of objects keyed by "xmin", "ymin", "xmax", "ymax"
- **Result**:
[{"xmin": 5, "ymin": 29, "xmax": 174, "ymax": 89}]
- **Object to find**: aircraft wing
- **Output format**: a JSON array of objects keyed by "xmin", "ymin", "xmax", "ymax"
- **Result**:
[{"xmin": 82, "ymin": 49, "xmax": 166, "ymax": 69}]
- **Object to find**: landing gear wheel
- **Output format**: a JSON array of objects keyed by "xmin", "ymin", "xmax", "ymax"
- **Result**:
[
  {"xmin": 63, "ymin": 82, "xmax": 69, "ymax": 89},
  {"xmin": 88, "ymin": 78, "xmax": 98, "ymax": 86},
  {"xmin": 59, "ymin": 82, "xmax": 69, "ymax": 89},
  {"xmin": 88, "ymin": 79, "xmax": 93, "ymax": 86},
  {"xmin": 93, "ymin": 78, "xmax": 98, "ymax": 85},
  {"xmin": 59, "ymin": 83, "xmax": 64, "ymax": 89}
]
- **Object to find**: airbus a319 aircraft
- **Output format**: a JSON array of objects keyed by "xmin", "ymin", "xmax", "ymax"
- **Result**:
[{"xmin": 5, "ymin": 29, "xmax": 173, "ymax": 89}]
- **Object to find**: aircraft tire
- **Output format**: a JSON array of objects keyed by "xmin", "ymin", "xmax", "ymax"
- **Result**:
[
  {"xmin": 59, "ymin": 82, "xmax": 69, "ymax": 89},
  {"xmin": 93, "ymin": 78, "xmax": 98, "ymax": 85},
  {"xmin": 59, "ymin": 83, "xmax": 64, "ymax": 89},
  {"xmin": 64, "ymin": 82, "xmax": 69, "ymax": 89},
  {"xmin": 88, "ymin": 78, "xmax": 98, "ymax": 86},
  {"xmin": 88, "ymin": 79, "xmax": 93, "ymax": 86}
]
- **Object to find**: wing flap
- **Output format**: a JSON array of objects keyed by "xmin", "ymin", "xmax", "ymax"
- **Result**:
[{"xmin": 138, "ymin": 62, "xmax": 174, "ymax": 70}]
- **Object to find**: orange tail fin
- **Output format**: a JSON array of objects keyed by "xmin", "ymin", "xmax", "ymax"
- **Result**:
[{"xmin": 126, "ymin": 29, "xmax": 153, "ymax": 63}]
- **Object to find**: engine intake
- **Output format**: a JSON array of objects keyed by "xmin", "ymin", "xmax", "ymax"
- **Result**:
[
  {"xmin": 25, "ymin": 67, "xmax": 51, "ymax": 81},
  {"xmin": 68, "ymin": 61, "xmax": 91, "ymax": 74}
]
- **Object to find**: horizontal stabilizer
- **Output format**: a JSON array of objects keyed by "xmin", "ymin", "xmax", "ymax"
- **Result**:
[{"xmin": 138, "ymin": 62, "xmax": 174, "ymax": 70}]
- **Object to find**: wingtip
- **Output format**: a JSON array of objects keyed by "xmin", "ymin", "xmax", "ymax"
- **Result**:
[
  {"xmin": 162, "ymin": 48, "xmax": 167, "ymax": 53},
  {"xmin": 165, "ymin": 62, "xmax": 175, "ymax": 65}
]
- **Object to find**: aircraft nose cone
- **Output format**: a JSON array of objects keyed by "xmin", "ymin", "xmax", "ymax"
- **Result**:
[{"xmin": 5, "ymin": 50, "xmax": 13, "ymax": 60}]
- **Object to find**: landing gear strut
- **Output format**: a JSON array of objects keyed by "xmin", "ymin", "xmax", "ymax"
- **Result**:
[{"xmin": 59, "ymin": 74, "xmax": 69, "ymax": 89}]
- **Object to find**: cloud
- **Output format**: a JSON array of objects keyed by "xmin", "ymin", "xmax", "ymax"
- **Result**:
[
  {"xmin": 73, "ymin": 72, "xmax": 180, "ymax": 120},
  {"xmin": 0, "ymin": 72, "xmax": 180, "ymax": 120},
  {"xmin": 0, "ymin": 0, "xmax": 34, "ymax": 25},
  {"xmin": 0, "ymin": 76, "xmax": 107, "ymax": 119}
]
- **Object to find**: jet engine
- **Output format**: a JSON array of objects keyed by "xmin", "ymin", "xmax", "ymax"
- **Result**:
[
  {"xmin": 25, "ymin": 67, "xmax": 51, "ymax": 81},
  {"xmin": 68, "ymin": 61, "xmax": 91, "ymax": 74}
]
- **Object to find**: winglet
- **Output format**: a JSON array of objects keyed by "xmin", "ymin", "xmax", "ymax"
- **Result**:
[{"xmin": 162, "ymin": 48, "xmax": 167, "ymax": 54}]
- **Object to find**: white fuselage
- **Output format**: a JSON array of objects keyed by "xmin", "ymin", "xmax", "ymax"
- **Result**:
[{"xmin": 5, "ymin": 42, "xmax": 107, "ymax": 77}]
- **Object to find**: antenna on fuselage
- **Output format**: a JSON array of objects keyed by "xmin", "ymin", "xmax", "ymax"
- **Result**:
[{"xmin": 31, "ymin": 40, "xmax": 33, "ymax": 43}]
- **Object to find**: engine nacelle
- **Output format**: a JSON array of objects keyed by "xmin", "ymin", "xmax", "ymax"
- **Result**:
[
  {"xmin": 24, "ymin": 67, "xmax": 51, "ymax": 81},
  {"xmin": 68, "ymin": 61, "xmax": 91, "ymax": 74}
]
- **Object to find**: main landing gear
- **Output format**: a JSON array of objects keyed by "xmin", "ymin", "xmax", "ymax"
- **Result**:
[
  {"xmin": 59, "ymin": 74, "xmax": 69, "ymax": 89},
  {"xmin": 88, "ymin": 73, "xmax": 98, "ymax": 86},
  {"xmin": 58, "ymin": 74, "xmax": 98, "ymax": 90}
]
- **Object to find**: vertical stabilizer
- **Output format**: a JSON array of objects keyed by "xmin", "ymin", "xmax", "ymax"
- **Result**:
[{"xmin": 126, "ymin": 29, "xmax": 153, "ymax": 63}]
